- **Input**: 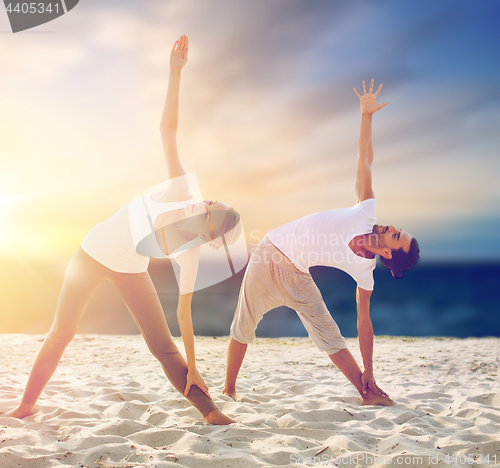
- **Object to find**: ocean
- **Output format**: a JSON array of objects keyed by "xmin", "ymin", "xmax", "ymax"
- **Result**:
[
  {"xmin": 153, "ymin": 260, "xmax": 500, "ymax": 339},
  {"xmin": 6, "ymin": 258, "xmax": 497, "ymax": 338}
]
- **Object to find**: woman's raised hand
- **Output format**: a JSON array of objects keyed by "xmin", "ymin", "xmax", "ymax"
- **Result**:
[
  {"xmin": 353, "ymin": 79, "xmax": 389, "ymax": 115},
  {"xmin": 170, "ymin": 35, "xmax": 189, "ymax": 71}
]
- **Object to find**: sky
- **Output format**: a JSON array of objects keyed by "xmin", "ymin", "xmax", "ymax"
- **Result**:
[{"xmin": 0, "ymin": 0, "xmax": 499, "ymax": 320}]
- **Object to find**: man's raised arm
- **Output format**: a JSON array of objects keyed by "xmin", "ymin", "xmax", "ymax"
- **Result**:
[{"xmin": 353, "ymin": 79, "xmax": 389, "ymax": 203}]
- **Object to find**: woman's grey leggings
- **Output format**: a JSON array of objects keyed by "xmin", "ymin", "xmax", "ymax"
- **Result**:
[{"xmin": 21, "ymin": 247, "xmax": 217, "ymax": 417}]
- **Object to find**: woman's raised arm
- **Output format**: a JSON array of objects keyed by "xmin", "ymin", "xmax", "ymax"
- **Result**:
[{"xmin": 160, "ymin": 35, "xmax": 189, "ymax": 180}]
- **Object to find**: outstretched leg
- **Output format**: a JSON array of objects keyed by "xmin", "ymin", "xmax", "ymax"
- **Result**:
[
  {"xmin": 223, "ymin": 237, "xmax": 287, "ymax": 399},
  {"xmin": 222, "ymin": 338, "xmax": 247, "ymax": 399},
  {"xmin": 113, "ymin": 271, "xmax": 233, "ymax": 424},
  {"xmin": 5, "ymin": 248, "xmax": 103, "ymax": 418},
  {"xmin": 288, "ymin": 272, "xmax": 394, "ymax": 407}
]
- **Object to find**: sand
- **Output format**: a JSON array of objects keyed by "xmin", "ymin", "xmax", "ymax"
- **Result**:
[{"xmin": 0, "ymin": 334, "xmax": 499, "ymax": 468}]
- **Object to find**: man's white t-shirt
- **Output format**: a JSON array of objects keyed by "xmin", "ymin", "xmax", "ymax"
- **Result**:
[{"xmin": 267, "ymin": 198, "xmax": 377, "ymax": 291}]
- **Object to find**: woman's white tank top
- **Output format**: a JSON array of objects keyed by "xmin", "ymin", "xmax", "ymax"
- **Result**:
[{"xmin": 81, "ymin": 196, "xmax": 195, "ymax": 273}]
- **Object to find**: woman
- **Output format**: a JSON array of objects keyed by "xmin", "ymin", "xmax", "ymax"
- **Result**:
[{"xmin": 4, "ymin": 35, "xmax": 237, "ymax": 425}]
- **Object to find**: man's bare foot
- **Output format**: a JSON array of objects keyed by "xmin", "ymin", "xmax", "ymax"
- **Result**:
[
  {"xmin": 222, "ymin": 387, "xmax": 237, "ymax": 401},
  {"xmin": 3, "ymin": 403, "xmax": 35, "ymax": 419},
  {"xmin": 361, "ymin": 388, "xmax": 395, "ymax": 406},
  {"xmin": 204, "ymin": 408, "xmax": 235, "ymax": 425}
]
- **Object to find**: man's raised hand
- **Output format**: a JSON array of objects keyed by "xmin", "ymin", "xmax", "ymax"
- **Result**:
[
  {"xmin": 170, "ymin": 35, "xmax": 189, "ymax": 71},
  {"xmin": 353, "ymin": 79, "xmax": 389, "ymax": 115}
]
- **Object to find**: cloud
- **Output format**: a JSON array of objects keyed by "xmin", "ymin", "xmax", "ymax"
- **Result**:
[{"xmin": 1, "ymin": 0, "xmax": 499, "ymax": 260}]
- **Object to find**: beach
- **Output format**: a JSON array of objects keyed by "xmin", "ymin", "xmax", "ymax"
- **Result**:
[{"xmin": 0, "ymin": 335, "xmax": 499, "ymax": 468}]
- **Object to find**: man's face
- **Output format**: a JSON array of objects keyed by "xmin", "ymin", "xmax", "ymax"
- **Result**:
[{"xmin": 373, "ymin": 225, "xmax": 412, "ymax": 253}]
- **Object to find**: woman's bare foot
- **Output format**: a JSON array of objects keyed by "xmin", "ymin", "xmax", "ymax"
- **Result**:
[
  {"xmin": 204, "ymin": 408, "xmax": 235, "ymax": 425},
  {"xmin": 222, "ymin": 387, "xmax": 237, "ymax": 401},
  {"xmin": 3, "ymin": 402, "xmax": 35, "ymax": 419},
  {"xmin": 361, "ymin": 388, "xmax": 395, "ymax": 406}
]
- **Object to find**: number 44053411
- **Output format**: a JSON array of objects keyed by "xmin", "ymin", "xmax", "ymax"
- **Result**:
[{"xmin": 6, "ymin": 3, "xmax": 60, "ymax": 14}]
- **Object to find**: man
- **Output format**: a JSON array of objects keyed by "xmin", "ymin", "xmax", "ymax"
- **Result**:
[{"xmin": 223, "ymin": 80, "xmax": 420, "ymax": 405}]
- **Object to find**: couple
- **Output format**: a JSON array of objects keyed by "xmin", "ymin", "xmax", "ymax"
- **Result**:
[{"xmin": 4, "ymin": 36, "xmax": 419, "ymax": 425}]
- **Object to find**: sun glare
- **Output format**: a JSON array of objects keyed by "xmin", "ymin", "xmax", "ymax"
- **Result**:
[{"xmin": 0, "ymin": 196, "xmax": 15, "ymax": 246}]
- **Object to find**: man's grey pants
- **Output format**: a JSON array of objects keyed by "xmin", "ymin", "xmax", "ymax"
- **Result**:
[{"xmin": 230, "ymin": 236, "xmax": 347, "ymax": 355}]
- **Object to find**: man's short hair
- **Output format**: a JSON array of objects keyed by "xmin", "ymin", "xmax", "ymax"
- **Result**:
[{"xmin": 380, "ymin": 237, "xmax": 420, "ymax": 279}]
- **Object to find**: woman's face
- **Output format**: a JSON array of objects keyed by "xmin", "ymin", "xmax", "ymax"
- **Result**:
[{"xmin": 184, "ymin": 200, "xmax": 231, "ymax": 250}]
